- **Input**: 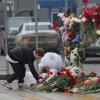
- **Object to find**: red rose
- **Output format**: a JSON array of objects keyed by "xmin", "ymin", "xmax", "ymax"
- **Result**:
[
  {"xmin": 83, "ymin": 7, "xmax": 92, "ymax": 17},
  {"xmin": 93, "ymin": 14, "xmax": 100, "ymax": 26},
  {"xmin": 69, "ymin": 75, "xmax": 76, "ymax": 86},
  {"xmin": 63, "ymin": 87, "xmax": 68, "ymax": 92},
  {"xmin": 90, "ymin": 72, "xmax": 97, "ymax": 77},
  {"xmin": 83, "ymin": 0, "xmax": 89, "ymax": 3},
  {"xmin": 57, "ymin": 72, "xmax": 61, "ymax": 75},
  {"xmin": 53, "ymin": 20, "xmax": 59, "ymax": 30},
  {"xmin": 67, "ymin": 31, "xmax": 75, "ymax": 38},
  {"xmin": 65, "ymin": 69, "xmax": 71, "ymax": 76},
  {"xmin": 69, "ymin": 76, "xmax": 74, "ymax": 81},
  {"xmin": 80, "ymin": 72, "xmax": 85, "ymax": 77},
  {"xmin": 48, "ymin": 72, "xmax": 53, "ymax": 75},
  {"xmin": 97, "ymin": 25, "xmax": 100, "ymax": 29}
]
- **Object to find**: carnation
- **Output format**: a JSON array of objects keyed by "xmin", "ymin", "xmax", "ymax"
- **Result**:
[{"xmin": 81, "ymin": 17, "xmax": 87, "ymax": 22}]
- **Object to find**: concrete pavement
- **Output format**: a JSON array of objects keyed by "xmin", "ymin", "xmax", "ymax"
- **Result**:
[{"xmin": 0, "ymin": 80, "xmax": 100, "ymax": 100}]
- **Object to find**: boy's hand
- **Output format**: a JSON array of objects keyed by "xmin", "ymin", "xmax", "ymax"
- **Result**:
[{"xmin": 38, "ymin": 78, "xmax": 43, "ymax": 83}]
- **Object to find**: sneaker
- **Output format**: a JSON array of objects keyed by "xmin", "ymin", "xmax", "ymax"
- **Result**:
[
  {"xmin": 2, "ymin": 81, "xmax": 12, "ymax": 89},
  {"xmin": 18, "ymin": 83, "xmax": 24, "ymax": 88}
]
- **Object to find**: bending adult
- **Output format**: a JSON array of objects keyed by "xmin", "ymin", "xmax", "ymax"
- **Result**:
[{"xmin": 2, "ymin": 47, "xmax": 45, "ymax": 89}]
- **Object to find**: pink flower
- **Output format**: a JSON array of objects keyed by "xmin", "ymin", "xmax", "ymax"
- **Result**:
[
  {"xmin": 79, "ymin": 72, "xmax": 85, "ymax": 77},
  {"xmin": 81, "ymin": 17, "xmax": 87, "ymax": 22},
  {"xmin": 62, "ymin": 71, "xmax": 67, "ymax": 75},
  {"xmin": 63, "ymin": 18, "xmax": 70, "ymax": 27},
  {"xmin": 60, "ymin": 72, "xmax": 66, "ymax": 76},
  {"xmin": 92, "ymin": 77, "xmax": 99, "ymax": 83},
  {"xmin": 39, "ymin": 73, "xmax": 48, "ymax": 79},
  {"xmin": 98, "ymin": 78, "xmax": 100, "ymax": 82}
]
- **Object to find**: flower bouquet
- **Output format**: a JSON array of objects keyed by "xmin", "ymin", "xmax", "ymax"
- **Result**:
[
  {"xmin": 34, "ymin": 74, "xmax": 59, "ymax": 92},
  {"xmin": 80, "ymin": 4, "xmax": 100, "ymax": 44},
  {"xmin": 70, "ymin": 72, "xmax": 100, "ymax": 93},
  {"xmin": 57, "ymin": 12, "xmax": 82, "ymax": 68}
]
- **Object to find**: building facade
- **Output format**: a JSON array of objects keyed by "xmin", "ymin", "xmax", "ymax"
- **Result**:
[
  {"xmin": 0, "ymin": 0, "xmax": 100, "ymax": 26},
  {"xmin": 0, "ymin": 0, "xmax": 77, "ymax": 26}
]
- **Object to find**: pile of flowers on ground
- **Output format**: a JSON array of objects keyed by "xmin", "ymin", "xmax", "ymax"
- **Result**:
[
  {"xmin": 32, "ymin": 66, "xmax": 100, "ymax": 93},
  {"xmin": 73, "ymin": 71, "xmax": 100, "ymax": 93}
]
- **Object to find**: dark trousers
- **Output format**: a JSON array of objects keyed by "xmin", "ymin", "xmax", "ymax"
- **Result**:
[{"xmin": 7, "ymin": 62, "xmax": 26, "ymax": 84}]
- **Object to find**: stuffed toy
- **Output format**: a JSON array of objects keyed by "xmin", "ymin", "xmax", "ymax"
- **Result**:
[
  {"xmin": 70, "ymin": 48, "xmax": 79, "ymax": 67},
  {"xmin": 38, "ymin": 52, "xmax": 64, "ymax": 72}
]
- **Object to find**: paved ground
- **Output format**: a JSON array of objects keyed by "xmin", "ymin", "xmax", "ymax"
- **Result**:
[{"xmin": 0, "ymin": 80, "xmax": 100, "ymax": 100}]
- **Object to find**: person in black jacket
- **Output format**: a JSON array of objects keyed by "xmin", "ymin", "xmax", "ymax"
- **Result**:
[{"xmin": 2, "ymin": 47, "xmax": 45, "ymax": 89}]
